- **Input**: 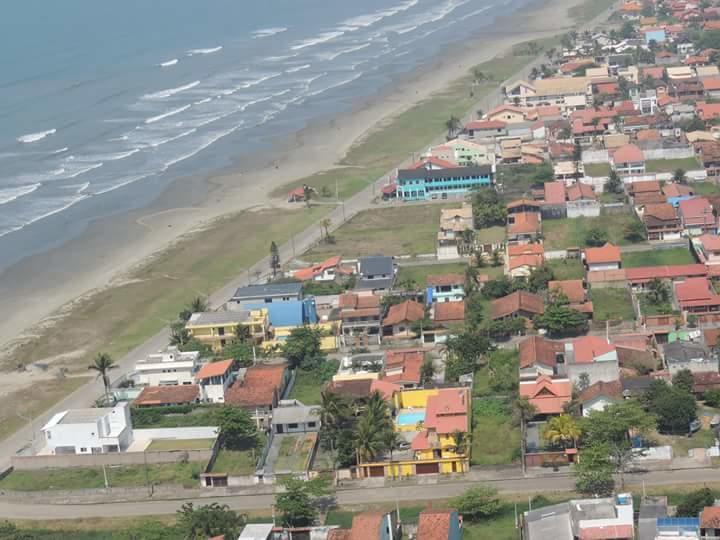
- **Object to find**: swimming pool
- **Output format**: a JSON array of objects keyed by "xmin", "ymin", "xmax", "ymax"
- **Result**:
[{"xmin": 396, "ymin": 411, "xmax": 426, "ymax": 426}]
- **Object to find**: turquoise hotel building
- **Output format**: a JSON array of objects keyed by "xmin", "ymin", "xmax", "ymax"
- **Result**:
[{"xmin": 396, "ymin": 164, "xmax": 493, "ymax": 201}]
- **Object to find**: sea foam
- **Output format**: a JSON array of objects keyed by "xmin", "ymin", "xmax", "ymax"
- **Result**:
[
  {"xmin": 160, "ymin": 58, "xmax": 179, "ymax": 67},
  {"xmin": 17, "ymin": 129, "xmax": 56, "ymax": 144},
  {"xmin": 252, "ymin": 27, "xmax": 288, "ymax": 38},
  {"xmin": 143, "ymin": 81, "xmax": 200, "ymax": 100},
  {"xmin": 0, "ymin": 183, "xmax": 41, "ymax": 206},
  {"xmin": 145, "ymin": 104, "xmax": 192, "ymax": 124},
  {"xmin": 187, "ymin": 46, "xmax": 223, "ymax": 56}
]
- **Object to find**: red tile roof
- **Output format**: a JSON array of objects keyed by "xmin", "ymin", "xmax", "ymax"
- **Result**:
[
  {"xmin": 327, "ymin": 378, "xmax": 373, "ymax": 399},
  {"xmin": 424, "ymin": 388, "xmax": 469, "ymax": 434},
  {"xmin": 293, "ymin": 255, "xmax": 342, "ymax": 281},
  {"xmin": 370, "ymin": 379, "xmax": 402, "ymax": 400},
  {"xmin": 571, "ymin": 336, "xmax": 616, "ymax": 364},
  {"xmin": 613, "ymin": 143, "xmax": 644, "ymax": 163},
  {"xmin": 587, "ymin": 269, "xmax": 627, "ymax": 284},
  {"xmin": 225, "ymin": 363, "xmax": 287, "ymax": 408},
  {"xmin": 585, "ymin": 243, "xmax": 621, "ymax": 265},
  {"xmin": 434, "ymin": 301, "xmax": 465, "ymax": 324},
  {"xmin": 566, "ymin": 182, "xmax": 596, "ymax": 201},
  {"xmin": 508, "ymin": 253, "xmax": 543, "ymax": 271},
  {"xmin": 508, "ymin": 243, "xmax": 544, "ymax": 257},
  {"xmin": 465, "ymin": 119, "xmax": 507, "ymax": 130},
  {"xmin": 578, "ymin": 380, "xmax": 622, "ymax": 403},
  {"xmin": 519, "ymin": 375, "xmax": 572, "ymax": 415},
  {"xmin": 490, "ymin": 291, "xmax": 544, "ymax": 319},
  {"xmin": 196, "ymin": 359, "xmax": 234, "ymax": 380},
  {"xmin": 679, "ymin": 197, "xmax": 715, "ymax": 223},
  {"xmin": 704, "ymin": 327, "xmax": 720, "ymax": 347},
  {"xmin": 507, "ymin": 212, "xmax": 541, "ymax": 235},
  {"xmin": 629, "ymin": 180, "xmax": 661, "ymax": 194},
  {"xmin": 703, "ymin": 78, "xmax": 720, "ymax": 91},
  {"xmin": 348, "ymin": 512, "xmax": 384, "ymax": 540},
  {"xmin": 699, "ymin": 233, "xmax": 720, "ymax": 251},
  {"xmin": 625, "ymin": 264, "xmax": 707, "ymax": 283},
  {"xmin": 409, "ymin": 156, "xmax": 459, "ymax": 170},
  {"xmin": 636, "ymin": 128, "xmax": 661, "ymax": 141},
  {"xmin": 548, "ymin": 280, "xmax": 586, "ymax": 303},
  {"xmin": 134, "ymin": 385, "xmax": 200, "ymax": 406},
  {"xmin": 579, "ymin": 524, "xmax": 634, "ymax": 540},
  {"xmin": 519, "ymin": 336, "xmax": 564, "ymax": 369},
  {"xmin": 544, "ymin": 182, "xmax": 567, "ymax": 204},
  {"xmin": 383, "ymin": 300, "xmax": 425, "ymax": 326},
  {"xmin": 417, "ymin": 510, "xmax": 457, "ymax": 540},
  {"xmin": 642, "ymin": 202, "xmax": 677, "ymax": 222},
  {"xmin": 675, "ymin": 277, "xmax": 715, "ymax": 303},
  {"xmin": 701, "ymin": 507, "xmax": 720, "ymax": 529},
  {"xmin": 697, "ymin": 101, "xmax": 720, "ymax": 121},
  {"xmin": 339, "ymin": 293, "xmax": 380, "ymax": 310},
  {"xmin": 427, "ymin": 273, "xmax": 465, "ymax": 287},
  {"xmin": 384, "ymin": 349, "xmax": 423, "ymax": 386}
]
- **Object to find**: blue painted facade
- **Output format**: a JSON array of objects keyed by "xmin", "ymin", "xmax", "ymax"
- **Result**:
[{"xmin": 397, "ymin": 165, "xmax": 493, "ymax": 201}]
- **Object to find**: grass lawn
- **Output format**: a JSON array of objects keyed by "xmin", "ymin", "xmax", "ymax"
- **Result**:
[
  {"xmin": 645, "ymin": 158, "xmax": 702, "ymax": 173},
  {"xmin": 270, "ymin": 167, "xmax": 381, "ymax": 201},
  {"xmin": 0, "ymin": 462, "xmax": 203, "ymax": 491},
  {"xmin": 0, "ymin": 377, "xmax": 91, "ymax": 442},
  {"xmin": 621, "ymin": 247, "xmax": 696, "ymax": 268},
  {"xmin": 275, "ymin": 433, "xmax": 316, "ymax": 472},
  {"xmin": 690, "ymin": 182, "xmax": 720, "ymax": 196},
  {"xmin": 305, "ymin": 204, "xmax": 452, "ymax": 260},
  {"xmin": 289, "ymin": 369, "xmax": 324, "ymax": 405},
  {"xmin": 211, "ymin": 448, "xmax": 260, "ymax": 476},
  {"xmin": 599, "ymin": 191, "xmax": 626, "ymax": 204},
  {"xmin": 146, "ymin": 438, "xmax": 216, "ymax": 451},
  {"xmin": 397, "ymin": 262, "xmax": 468, "ymax": 286},
  {"xmin": 638, "ymin": 295, "xmax": 676, "ymax": 317},
  {"xmin": 583, "ymin": 162, "xmax": 612, "ymax": 177},
  {"xmin": 546, "ymin": 258, "xmax": 585, "ymax": 280},
  {"xmin": 471, "ymin": 399, "xmax": 520, "ymax": 466},
  {"xmin": 476, "ymin": 225, "xmax": 506, "ymax": 244},
  {"xmin": 590, "ymin": 287, "xmax": 636, "ymax": 322},
  {"xmin": 654, "ymin": 428, "xmax": 717, "ymax": 458},
  {"xmin": 542, "ymin": 213, "xmax": 642, "ymax": 250},
  {"xmin": 496, "ymin": 163, "xmax": 552, "ymax": 201}
]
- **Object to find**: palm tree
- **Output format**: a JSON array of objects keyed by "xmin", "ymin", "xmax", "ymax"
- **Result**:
[
  {"xmin": 302, "ymin": 184, "xmax": 313, "ymax": 208},
  {"xmin": 420, "ymin": 356, "xmax": 436, "ymax": 386},
  {"xmin": 445, "ymin": 115, "xmax": 461, "ymax": 139},
  {"xmin": 189, "ymin": 296, "xmax": 208, "ymax": 314},
  {"xmin": 451, "ymin": 429, "xmax": 471, "ymax": 455},
  {"xmin": 320, "ymin": 391, "xmax": 347, "ymax": 430},
  {"xmin": 234, "ymin": 324, "xmax": 251, "ymax": 343},
  {"xmin": 512, "ymin": 396, "xmax": 537, "ymax": 475},
  {"xmin": 319, "ymin": 218, "xmax": 332, "ymax": 241},
  {"xmin": 543, "ymin": 414, "xmax": 581, "ymax": 449},
  {"xmin": 366, "ymin": 391, "xmax": 390, "ymax": 425},
  {"xmin": 472, "ymin": 67, "xmax": 486, "ymax": 84},
  {"xmin": 381, "ymin": 429, "xmax": 403, "ymax": 462},
  {"xmin": 354, "ymin": 415, "xmax": 384, "ymax": 465},
  {"xmin": 88, "ymin": 352, "xmax": 118, "ymax": 405}
]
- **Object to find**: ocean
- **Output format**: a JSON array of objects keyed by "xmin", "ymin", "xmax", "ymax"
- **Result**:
[{"xmin": 0, "ymin": 0, "xmax": 525, "ymax": 271}]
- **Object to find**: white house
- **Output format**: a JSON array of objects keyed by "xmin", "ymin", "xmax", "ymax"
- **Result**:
[
  {"xmin": 578, "ymin": 380, "xmax": 622, "ymax": 417},
  {"xmin": 583, "ymin": 243, "xmax": 622, "ymax": 272},
  {"xmin": 135, "ymin": 346, "xmax": 200, "ymax": 387},
  {"xmin": 195, "ymin": 359, "xmax": 234, "ymax": 403},
  {"xmin": 270, "ymin": 400, "xmax": 321, "ymax": 434},
  {"xmin": 41, "ymin": 402, "xmax": 133, "ymax": 455}
]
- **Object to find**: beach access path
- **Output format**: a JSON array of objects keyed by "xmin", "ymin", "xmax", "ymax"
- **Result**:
[{"xmin": 0, "ymin": 0, "xmax": 618, "ymax": 499}]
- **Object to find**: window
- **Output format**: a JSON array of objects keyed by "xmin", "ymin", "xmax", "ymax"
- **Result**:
[
  {"xmin": 218, "ymin": 327, "xmax": 225, "ymax": 336},
  {"xmin": 308, "ymin": 422, "xmax": 316, "ymax": 428},
  {"xmin": 288, "ymin": 423, "xmax": 299, "ymax": 429},
  {"xmin": 80, "ymin": 447, "xmax": 87, "ymax": 452}
]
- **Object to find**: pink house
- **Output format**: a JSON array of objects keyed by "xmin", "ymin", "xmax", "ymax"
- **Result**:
[{"xmin": 678, "ymin": 197, "xmax": 718, "ymax": 236}]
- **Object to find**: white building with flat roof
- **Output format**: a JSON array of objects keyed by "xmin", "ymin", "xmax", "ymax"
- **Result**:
[
  {"xmin": 135, "ymin": 346, "xmax": 200, "ymax": 387},
  {"xmin": 41, "ymin": 402, "xmax": 133, "ymax": 455}
]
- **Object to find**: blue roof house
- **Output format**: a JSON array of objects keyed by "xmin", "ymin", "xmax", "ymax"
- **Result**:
[
  {"xmin": 397, "ymin": 165, "xmax": 492, "ymax": 201},
  {"xmin": 244, "ymin": 297, "xmax": 317, "ymax": 327}
]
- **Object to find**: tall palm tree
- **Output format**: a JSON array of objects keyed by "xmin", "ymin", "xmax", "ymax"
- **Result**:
[
  {"xmin": 513, "ymin": 396, "xmax": 537, "ymax": 475},
  {"xmin": 445, "ymin": 115, "xmax": 461, "ymax": 139},
  {"xmin": 88, "ymin": 352, "xmax": 118, "ymax": 405},
  {"xmin": 354, "ymin": 415, "xmax": 385, "ymax": 465},
  {"xmin": 366, "ymin": 391, "xmax": 390, "ymax": 426},
  {"xmin": 543, "ymin": 414, "xmax": 581, "ymax": 449},
  {"xmin": 320, "ymin": 391, "xmax": 347, "ymax": 431},
  {"xmin": 189, "ymin": 296, "xmax": 208, "ymax": 314},
  {"xmin": 319, "ymin": 218, "xmax": 332, "ymax": 241},
  {"xmin": 451, "ymin": 429, "xmax": 471, "ymax": 455},
  {"xmin": 381, "ymin": 429, "xmax": 403, "ymax": 462}
]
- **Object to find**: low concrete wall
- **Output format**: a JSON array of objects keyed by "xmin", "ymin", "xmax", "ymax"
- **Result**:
[{"xmin": 12, "ymin": 448, "xmax": 213, "ymax": 471}]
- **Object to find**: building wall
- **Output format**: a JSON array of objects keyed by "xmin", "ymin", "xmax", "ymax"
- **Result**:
[
  {"xmin": 582, "ymin": 396, "xmax": 617, "ymax": 416},
  {"xmin": 138, "ymin": 368, "xmax": 196, "ymax": 387},
  {"xmin": 567, "ymin": 359, "xmax": 619, "ymax": 386},
  {"xmin": 587, "ymin": 262, "xmax": 620, "ymax": 272},
  {"xmin": 12, "ymin": 448, "xmax": 214, "ymax": 470},
  {"xmin": 394, "ymin": 388, "xmax": 439, "ymax": 409},
  {"xmin": 567, "ymin": 201, "xmax": 601, "ymax": 218}
]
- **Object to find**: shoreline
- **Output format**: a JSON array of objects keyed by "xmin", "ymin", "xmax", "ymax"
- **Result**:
[
  {"xmin": 0, "ymin": 0, "xmax": 594, "ymax": 353},
  {"xmin": 0, "ymin": 0, "xmax": 612, "ymax": 365}
]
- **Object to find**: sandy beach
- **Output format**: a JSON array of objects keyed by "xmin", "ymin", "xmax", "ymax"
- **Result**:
[{"xmin": 0, "ymin": 0, "xmax": 602, "ymax": 357}]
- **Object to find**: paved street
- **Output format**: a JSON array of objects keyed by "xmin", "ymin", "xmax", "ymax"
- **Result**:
[{"xmin": 0, "ymin": 466, "xmax": 718, "ymax": 519}]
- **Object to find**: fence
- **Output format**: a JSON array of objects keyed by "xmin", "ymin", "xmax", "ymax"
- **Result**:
[{"xmin": 12, "ymin": 447, "xmax": 214, "ymax": 471}]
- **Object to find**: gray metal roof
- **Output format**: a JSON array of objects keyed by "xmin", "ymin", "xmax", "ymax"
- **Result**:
[
  {"xmin": 663, "ymin": 341, "xmax": 710, "ymax": 363},
  {"xmin": 638, "ymin": 497, "xmax": 667, "ymax": 540},
  {"xmin": 397, "ymin": 164, "xmax": 492, "ymax": 181},
  {"xmin": 187, "ymin": 311, "xmax": 252, "ymax": 325},
  {"xmin": 59, "ymin": 408, "xmax": 109, "ymax": 424},
  {"xmin": 271, "ymin": 403, "xmax": 321, "ymax": 425},
  {"xmin": 232, "ymin": 282, "xmax": 302, "ymax": 299},
  {"xmin": 357, "ymin": 277, "xmax": 395, "ymax": 291},
  {"xmin": 524, "ymin": 503, "xmax": 573, "ymax": 540},
  {"xmin": 359, "ymin": 256, "xmax": 393, "ymax": 276}
]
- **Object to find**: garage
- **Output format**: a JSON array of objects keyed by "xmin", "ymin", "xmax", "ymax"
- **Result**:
[{"xmin": 415, "ymin": 462, "xmax": 439, "ymax": 475}]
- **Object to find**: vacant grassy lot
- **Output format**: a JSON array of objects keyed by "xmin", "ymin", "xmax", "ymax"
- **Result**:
[
  {"xmin": 397, "ymin": 262, "xmax": 468, "ymax": 286},
  {"xmin": 0, "ymin": 462, "xmax": 203, "ymax": 491},
  {"xmin": 590, "ymin": 287, "xmax": 636, "ymax": 322},
  {"xmin": 146, "ymin": 438, "xmax": 215, "ymax": 451},
  {"xmin": 471, "ymin": 398, "xmax": 520, "ymax": 466},
  {"xmin": 547, "ymin": 258, "xmax": 585, "ymax": 280},
  {"xmin": 476, "ymin": 225, "xmax": 506, "ymax": 244},
  {"xmin": 288, "ymin": 369, "xmax": 324, "ymax": 405},
  {"xmin": 305, "ymin": 204, "xmax": 452, "ymax": 260},
  {"xmin": 496, "ymin": 163, "xmax": 552, "ymax": 201},
  {"xmin": 690, "ymin": 182, "xmax": 720, "ymax": 196},
  {"xmin": 645, "ymin": 158, "xmax": 702, "ymax": 173},
  {"xmin": 654, "ymin": 428, "xmax": 717, "ymax": 458},
  {"xmin": 211, "ymin": 448, "xmax": 260, "ymax": 476},
  {"xmin": 274, "ymin": 434, "xmax": 316, "ymax": 472},
  {"xmin": 542, "ymin": 213, "xmax": 642, "ymax": 250},
  {"xmin": 622, "ymin": 247, "xmax": 695, "ymax": 268},
  {"xmin": 584, "ymin": 162, "xmax": 612, "ymax": 177}
]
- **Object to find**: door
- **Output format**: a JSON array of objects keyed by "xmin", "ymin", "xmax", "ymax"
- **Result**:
[{"xmin": 415, "ymin": 462, "xmax": 439, "ymax": 475}]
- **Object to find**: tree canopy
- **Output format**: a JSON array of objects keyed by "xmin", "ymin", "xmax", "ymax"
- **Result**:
[
  {"xmin": 177, "ymin": 502, "xmax": 246, "ymax": 540},
  {"xmin": 275, "ymin": 477, "xmax": 330, "ymax": 527},
  {"xmin": 282, "ymin": 326, "xmax": 324, "ymax": 369},
  {"xmin": 533, "ymin": 304, "xmax": 588, "ymax": 337},
  {"xmin": 452, "ymin": 485, "xmax": 502, "ymax": 521}
]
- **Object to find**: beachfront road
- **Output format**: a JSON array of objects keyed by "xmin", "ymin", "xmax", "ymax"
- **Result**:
[{"xmin": 0, "ymin": 467, "xmax": 716, "ymax": 519}]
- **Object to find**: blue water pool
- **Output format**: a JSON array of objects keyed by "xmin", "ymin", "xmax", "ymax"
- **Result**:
[{"xmin": 396, "ymin": 411, "xmax": 426, "ymax": 426}]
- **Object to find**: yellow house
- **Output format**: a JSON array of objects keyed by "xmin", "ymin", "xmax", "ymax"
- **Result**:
[
  {"xmin": 261, "ymin": 321, "xmax": 339, "ymax": 352},
  {"xmin": 356, "ymin": 387, "xmax": 471, "ymax": 478},
  {"xmin": 185, "ymin": 309, "xmax": 268, "ymax": 351}
]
